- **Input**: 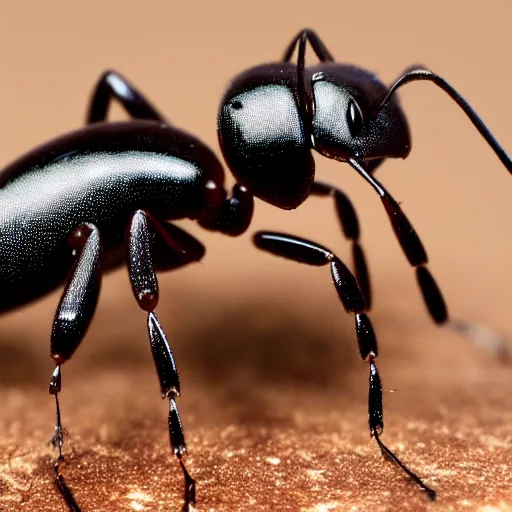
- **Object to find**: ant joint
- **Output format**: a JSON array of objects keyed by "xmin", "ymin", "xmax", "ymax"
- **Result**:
[
  {"xmin": 49, "ymin": 366, "xmax": 62, "ymax": 394},
  {"xmin": 163, "ymin": 387, "xmax": 180, "ymax": 399},
  {"xmin": 371, "ymin": 425, "xmax": 383, "ymax": 438},
  {"xmin": 174, "ymin": 445, "xmax": 187, "ymax": 458}
]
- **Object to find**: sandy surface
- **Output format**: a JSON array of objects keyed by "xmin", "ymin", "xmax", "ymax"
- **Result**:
[{"xmin": 1, "ymin": 290, "xmax": 512, "ymax": 512}]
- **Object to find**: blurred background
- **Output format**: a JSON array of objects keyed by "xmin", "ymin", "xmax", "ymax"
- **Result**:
[{"xmin": 0, "ymin": 1, "xmax": 512, "ymax": 510}]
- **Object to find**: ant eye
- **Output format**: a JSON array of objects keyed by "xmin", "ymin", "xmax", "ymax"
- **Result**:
[
  {"xmin": 231, "ymin": 100, "xmax": 243, "ymax": 110},
  {"xmin": 347, "ymin": 99, "xmax": 363, "ymax": 137}
]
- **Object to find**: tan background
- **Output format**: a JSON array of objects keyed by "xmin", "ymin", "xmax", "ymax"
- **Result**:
[{"xmin": 0, "ymin": 1, "xmax": 512, "ymax": 511}]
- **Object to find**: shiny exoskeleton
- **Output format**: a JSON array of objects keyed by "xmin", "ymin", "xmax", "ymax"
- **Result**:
[
  {"xmin": 217, "ymin": 29, "xmax": 512, "ymax": 500},
  {"xmin": 2, "ymin": 74, "xmax": 254, "ymax": 511}
]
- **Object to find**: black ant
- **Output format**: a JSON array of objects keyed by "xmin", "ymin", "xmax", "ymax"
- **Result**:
[{"xmin": 1, "ymin": 28, "xmax": 509, "ymax": 510}]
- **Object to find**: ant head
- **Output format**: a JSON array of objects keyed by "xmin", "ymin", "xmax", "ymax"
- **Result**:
[
  {"xmin": 218, "ymin": 63, "xmax": 314, "ymax": 210},
  {"xmin": 310, "ymin": 64, "xmax": 411, "ymax": 162}
]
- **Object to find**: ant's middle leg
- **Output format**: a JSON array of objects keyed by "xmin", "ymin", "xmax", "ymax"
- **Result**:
[{"xmin": 86, "ymin": 70, "xmax": 166, "ymax": 124}]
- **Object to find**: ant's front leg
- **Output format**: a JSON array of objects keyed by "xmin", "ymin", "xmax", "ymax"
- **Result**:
[
  {"xmin": 281, "ymin": 28, "xmax": 338, "ymax": 128},
  {"xmin": 348, "ymin": 158, "xmax": 509, "ymax": 358},
  {"xmin": 309, "ymin": 155, "xmax": 421, "ymax": 308},
  {"xmin": 254, "ymin": 231, "xmax": 436, "ymax": 501},
  {"xmin": 87, "ymin": 70, "xmax": 165, "ymax": 123},
  {"xmin": 126, "ymin": 210, "xmax": 204, "ymax": 511},
  {"xmin": 50, "ymin": 223, "xmax": 102, "ymax": 511},
  {"xmin": 282, "ymin": 28, "xmax": 334, "ymax": 63}
]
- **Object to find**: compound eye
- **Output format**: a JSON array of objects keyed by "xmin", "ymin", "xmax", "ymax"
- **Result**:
[{"xmin": 347, "ymin": 99, "xmax": 363, "ymax": 137}]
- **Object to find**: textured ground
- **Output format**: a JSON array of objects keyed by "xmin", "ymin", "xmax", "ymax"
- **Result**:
[{"xmin": 1, "ymin": 287, "xmax": 512, "ymax": 512}]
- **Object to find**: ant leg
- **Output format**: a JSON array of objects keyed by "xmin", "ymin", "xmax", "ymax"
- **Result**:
[
  {"xmin": 285, "ymin": 29, "xmax": 335, "ymax": 135},
  {"xmin": 308, "ymin": 157, "xmax": 411, "ymax": 308},
  {"xmin": 86, "ymin": 70, "xmax": 166, "ymax": 124},
  {"xmin": 310, "ymin": 181, "xmax": 372, "ymax": 308},
  {"xmin": 126, "ymin": 210, "xmax": 203, "ymax": 511},
  {"xmin": 50, "ymin": 223, "xmax": 102, "ymax": 511},
  {"xmin": 348, "ymin": 158, "xmax": 509, "ymax": 357},
  {"xmin": 254, "ymin": 231, "xmax": 436, "ymax": 501},
  {"xmin": 282, "ymin": 29, "xmax": 334, "ymax": 62}
]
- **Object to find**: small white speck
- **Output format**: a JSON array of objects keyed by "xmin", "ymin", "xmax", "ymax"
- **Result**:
[
  {"xmin": 126, "ymin": 490, "xmax": 153, "ymax": 511},
  {"xmin": 265, "ymin": 456, "xmax": 281, "ymax": 465},
  {"xmin": 306, "ymin": 469, "xmax": 325, "ymax": 481},
  {"xmin": 109, "ymin": 74, "xmax": 132, "ymax": 97},
  {"xmin": 126, "ymin": 491, "xmax": 152, "ymax": 502},
  {"xmin": 305, "ymin": 503, "xmax": 342, "ymax": 512}
]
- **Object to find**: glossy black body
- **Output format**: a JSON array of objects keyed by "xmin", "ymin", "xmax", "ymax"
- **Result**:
[
  {"xmin": 0, "ymin": 120, "xmax": 224, "ymax": 311},
  {"xmin": 218, "ymin": 62, "xmax": 409, "ymax": 209}
]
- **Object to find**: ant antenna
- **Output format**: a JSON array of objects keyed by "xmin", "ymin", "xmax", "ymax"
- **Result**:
[{"xmin": 377, "ymin": 67, "xmax": 512, "ymax": 174}]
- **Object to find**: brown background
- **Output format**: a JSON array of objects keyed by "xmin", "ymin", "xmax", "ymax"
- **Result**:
[{"xmin": 1, "ymin": 1, "xmax": 512, "ymax": 511}]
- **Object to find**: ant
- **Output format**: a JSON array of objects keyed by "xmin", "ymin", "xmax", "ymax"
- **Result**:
[{"xmin": 1, "ymin": 28, "xmax": 509, "ymax": 510}]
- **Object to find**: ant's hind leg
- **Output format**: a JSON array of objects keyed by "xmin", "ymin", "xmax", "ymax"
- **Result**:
[
  {"xmin": 86, "ymin": 70, "xmax": 166, "ymax": 124},
  {"xmin": 49, "ymin": 223, "xmax": 102, "ymax": 511},
  {"xmin": 126, "ymin": 210, "xmax": 204, "ymax": 511}
]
